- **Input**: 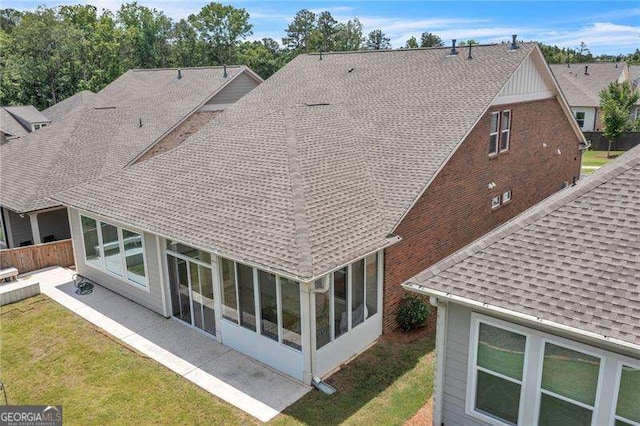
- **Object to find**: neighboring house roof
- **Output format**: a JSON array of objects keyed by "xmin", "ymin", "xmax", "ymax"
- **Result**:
[
  {"xmin": 550, "ymin": 62, "xmax": 626, "ymax": 107},
  {"xmin": 55, "ymin": 43, "xmax": 562, "ymax": 281},
  {"xmin": 630, "ymin": 65, "xmax": 640, "ymax": 86},
  {"xmin": 0, "ymin": 105, "xmax": 50, "ymax": 138},
  {"xmin": 0, "ymin": 66, "xmax": 258, "ymax": 214},
  {"xmin": 42, "ymin": 90, "xmax": 98, "ymax": 121},
  {"xmin": 404, "ymin": 146, "xmax": 640, "ymax": 350}
]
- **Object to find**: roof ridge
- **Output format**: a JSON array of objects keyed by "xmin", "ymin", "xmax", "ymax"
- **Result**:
[
  {"xmin": 413, "ymin": 147, "xmax": 640, "ymax": 284},
  {"xmin": 130, "ymin": 65, "xmax": 243, "ymax": 72},
  {"xmin": 283, "ymin": 107, "xmax": 314, "ymax": 278},
  {"xmin": 306, "ymin": 42, "xmax": 537, "ymax": 56}
]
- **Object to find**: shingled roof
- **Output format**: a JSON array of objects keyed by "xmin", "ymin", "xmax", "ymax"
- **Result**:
[
  {"xmin": 0, "ymin": 105, "xmax": 50, "ymax": 138},
  {"xmin": 550, "ymin": 62, "xmax": 626, "ymax": 107},
  {"xmin": 405, "ymin": 146, "xmax": 640, "ymax": 350},
  {"xmin": 42, "ymin": 90, "xmax": 98, "ymax": 121},
  {"xmin": 0, "ymin": 66, "xmax": 252, "ymax": 213},
  {"xmin": 54, "ymin": 43, "xmax": 544, "ymax": 280}
]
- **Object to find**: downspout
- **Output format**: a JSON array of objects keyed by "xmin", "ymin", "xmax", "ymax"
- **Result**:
[{"xmin": 430, "ymin": 296, "xmax": 448, "ymax": 426}]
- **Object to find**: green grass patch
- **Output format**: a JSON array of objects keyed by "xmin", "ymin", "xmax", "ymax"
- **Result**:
[
  {"xmin": 581, "ymin": 150, "xmax": 624, "ymax": 174},
  {"xmin": 272, "ymin": 336, "xmax": 435, "ymax": 425},
  {"xmin": 0, "ymin": 295, "xmax": 258, "ymax": 425}
]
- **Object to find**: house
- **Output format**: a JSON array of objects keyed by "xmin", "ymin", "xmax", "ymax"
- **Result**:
[
  {"xmin": 550, "ymin": 62, "xmax": 636, "ymax": 132},
  {"xmin": 52, "ymin": 41, "xmax": 585, "ymax": 384},
  {"xmin": 403, "ymin": 145, "xmax": 640, "ymax": 426},
  {"xmin": 0, "ymin": 66, "xmax": 262, "ymax": 248},
  {"xmin": 0, "ymin": 105, "xmax": 51, "ymax": 142}
]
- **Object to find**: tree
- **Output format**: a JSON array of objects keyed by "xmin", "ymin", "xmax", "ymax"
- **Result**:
[
  {"xmin": 118, "ymin": 2, "xmax": 172, "ymax": 69},
  {"xmin": 405, "ymin": 36, "xmax": 418, "ymax": 49},
  {"xmin": 458, "ymin": 39, "xmax": 478, "ymax": 46},
  {"xmin": 366, "ymin": 29, "xmax": 390, "ymax": 50},
  {"xmin": 0, "ymin": 8, "xmax": 23, "ymax": 32},
  {"xmin": 600, "ymin": 82, "xmax": 640, "ymax": 156},
  {"xmin": 235, "ymin": 38, "xmax": 284, "ymax": 79},
  {"xmin": 188, "ymin": 2, "xmax": 252, "ymax": 65},
  {"xmin": 315, "ymin": 11, "xmax": 337, "ymax": 52},
  {"xmin": 282, "ymin": 9, "xmax": 316, "ymax": 52},
  {"xmin": 420, "ymin": 32, "xmax": 442, "ymax": 47},
  {"xmin": 577, "ymin": 41, "xmax": 591, "ymax": 60},
  {"xmin": 333, "ymin": 18, "xmax": 363, "ymax": 51},
  {"xmin": 169, "ymin": 18, "xmax": 203, "ymax": 67}
]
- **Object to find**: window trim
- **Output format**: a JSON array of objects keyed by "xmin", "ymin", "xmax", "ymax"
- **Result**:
[
  {"xmin": 533, "ymin": 338, "xmax": 605, "ymax": 425},
  {"xmin": 500, "ymin": 110, "xmax": 511, "ymax": 152},
  {"xmin": 489, "ymin": 111, "xmax": 500, "ymax": 156},
  {"xmin": 575, "ymin": 111, "xmax": 586, "ymax": 129},
  {"xmin": 466, "ymin": 314, "xmax": 530, "ymax": 426},
  {"xmin": 491, "ymin": 195, "xmax": 502, "ymax": 209},
  {"xmin": 503, "ymin": 190, "xmax": 512, "ymax": 204},
  {"xmin": 611, "ymin": 359, "xmax": 640, "ymax": 426},
  {"xmin": 80, "ymin": 214, "xmax": 149, "ymax": 291}
]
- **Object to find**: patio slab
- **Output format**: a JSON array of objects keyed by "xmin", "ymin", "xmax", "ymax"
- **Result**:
[{"xmin": 16, "ymin": 266, "xmax": 309, "ymax": 422}]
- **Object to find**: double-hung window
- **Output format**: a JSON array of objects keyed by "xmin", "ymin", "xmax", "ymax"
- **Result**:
[
  {"xmin": 80, "ymin": 214, "xmax": 147, "ymax": 288},
  {"xmin": 575, "ymin": 112, "xmax": 586, "ymax": 129},
  {"xmin": 489, "ymin": 110, "xmax": 512, "ymax": 155}
]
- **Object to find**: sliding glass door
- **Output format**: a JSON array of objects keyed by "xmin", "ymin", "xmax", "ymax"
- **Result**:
[{"xmin": 167, "ymin": 248, "xmax": 215, "ymax": 336}]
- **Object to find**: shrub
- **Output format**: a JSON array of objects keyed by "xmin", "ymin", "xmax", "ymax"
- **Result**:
[{"xmin": 396, "ymin": 295, "xmax": 430, "ymax": 332}]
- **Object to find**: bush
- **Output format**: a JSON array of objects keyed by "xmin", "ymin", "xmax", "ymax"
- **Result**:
[{"xmin": 396, "ymin": 295, "xmax": 430, "ymax": 332}]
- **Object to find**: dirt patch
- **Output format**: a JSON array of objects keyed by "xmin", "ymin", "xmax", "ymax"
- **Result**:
[
  {"xmin": 384, "ymin": 306, "xmax": 437, "ymax": 344},
  {"xmin": 405, "ymin": 397, "xmax": 433, "ymax": 426}
]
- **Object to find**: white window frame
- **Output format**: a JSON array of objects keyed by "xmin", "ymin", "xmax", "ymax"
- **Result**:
[
  {"xmin": 611, "ymin": 359, "xmax": 640, "ymax": 426},
  {"xmin": 489, "ymin": 111, "xmax": 500, "ymax": 156},
  {"xmin": 492, "ymin": 195, "xmax": 502, "ymax": 209},
  {"xmin": 500, "ymin": 110, "xmax": 511, "ymax": 152},
  {"xmin": 575, "ymin": 111, "xmax": 586, "ymax": 129},
  {"xmin": 466, "ymin": 314, "xmax": 530, "ymax": 426},
  {"xmin": 503, "ymin": 190, "xmax": 512, "ymax": 204},
  {"xmin": 468, "ymin": 312, "xmax": 639, "ymax": 426},
  {"xmin": 80, "ymin": 214, "xmax": 149, "ymax": 290},
  {"xmin": 533, "ymin": 338, "xmax": 604, "ymax": 425}
]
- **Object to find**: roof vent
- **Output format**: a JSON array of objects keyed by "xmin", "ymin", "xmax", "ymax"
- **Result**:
[
  {"xmin": 177, "ymin": 69, "xmax": 182, "ymax": 79},
  {"xmin": 584, "ymin": 65, "xmax": 589, "ymax": 75},
  {"xmin": 450, "ymin": 39, "xmax": 458, "ymax": 56},
  {"xmin": 467, "ymin": 44, "xmax": 473, "ymax": 60},
  {"xmin": 223, "ymin": 64, "xmax": 228, "ymax": 78},
  {"xmin": 139, "ymin": 118, "xmax": 143, "ymax": 128},
  {"xmin": 615, "ymin": 63, "xmax": 618, "ymax": 68},
  {"xmin": 319, "ymin": 50, "xmax": 323, "ymax": 61},
  {"xmin": 567, "ymin": 63, "xmax": 570, "ymax": 68},
  {"xmin": 510, "ymin": 34, "xmax": 519, "ymax": 50},
  {"xmin": 348, "ymin": 68, "xmax": 354, "ymax": 73}
]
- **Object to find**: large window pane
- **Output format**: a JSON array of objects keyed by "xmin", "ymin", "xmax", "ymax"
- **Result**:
[
  {"xmin": 81, "ymin": 216, "xmax": 101, "ymax": 266},
  {"xmin": 166, "ymin": 241, "xmax": 211, "ymax": 263},
  {"xmin": 281, "ymin": 278, "xmax": 301, "ymax": 350},
  {"xmin": 237, "ymin": 263, "xmax": 256, "ymax": 331},
  {"xmin": 539, "ymin": 393, "xmax": 592, "ymax": 426},
  {"xmin": 616, "ymin": 365, "xmax": 640, "ymax": 423},
  {"xmin": 101, "ymin": 223, "xmax": 122, "ymax": 276},
  {"xmin": 351, "ymin": 260, "xmax": 365, "ymax": 329},
  {"xmin": 190, "ymin": 262, "xmax": 203, "ymax": 330},
  {"xmin": 200, "ymin": 265, "xmax": 215, "ymax": 336},
  {"xmin": 220, "ymin": 258, "xmax": 238, "ymax": 323},
  {"xmin": 477, "ymin": 323, "xmax": 526, "ymax": 380},
  {"xmin": 333, "ymin": 267, "xmax": 348, "ymax": 338},
  {"xmin": 365, "ymin": 254, "xmax": 378, "ymax": 317},
  {"xmin": 476, "ymin": 370, "xmax": 521, "ymax": 425},
  {"xmin": 541, "ymin": 343, "xmax": 600, "ymax": 406},
  {"xmin": 172, "ymin": 257, "xmax": 191, "ymax": 324},
  {"xmin": 122, "ymin": 229, "xmax": 146, "ymax": 286},
  {"xmin": 259, "ymin": 270, "xmax": 278, "ymax": 341},
  {"xmin": 315, "ymin": 284, "xmax": 331, "ymax": 349}
]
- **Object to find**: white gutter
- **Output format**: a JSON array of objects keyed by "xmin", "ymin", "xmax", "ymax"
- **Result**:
[
  {"xmin": 403, "ymin": 283, "xmax": 640, "ymax": 355},
  {"xmin": 429, "ymin": 295, "xmax": 447, "ymax": 426}
]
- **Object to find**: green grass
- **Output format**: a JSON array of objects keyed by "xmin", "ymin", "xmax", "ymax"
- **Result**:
[
  {"xmin": 581, "ymin": 150, "xmax": 624, "ymax": 174},
  {"xmin": 1, "ymin": 295, "xmax": 436, "ymax": 425},
  {"xmin": 272, "ymin": 335, "xmax": 435, "ymax": 425},
  {"xmin": 0, "ymin": 295, "xmax": 258, "ymax": 425}
]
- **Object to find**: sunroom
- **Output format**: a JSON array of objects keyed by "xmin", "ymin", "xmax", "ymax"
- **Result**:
[{"xmin": 71, "ymin": 208, "xmax": 384, "ymax": 384}]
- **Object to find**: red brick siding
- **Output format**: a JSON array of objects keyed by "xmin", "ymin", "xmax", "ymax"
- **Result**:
[{"xmin": 383, "ymin": 97, "xmax": 582, "ymax": 332}]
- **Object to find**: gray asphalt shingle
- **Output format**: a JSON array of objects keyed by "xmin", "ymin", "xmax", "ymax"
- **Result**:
[
  {"xmin": 406, "ymin": 145, "xmax": 640, "ymax": 347},
  {"xmin": 550, "ymin": 62, "xmax": 626, "ymax": 107},
  {"xmin": 54, "ymin": 43, "xmax": 537, "ymax": 280}
]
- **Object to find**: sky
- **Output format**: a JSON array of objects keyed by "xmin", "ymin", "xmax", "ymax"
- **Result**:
[{"xmin": 4, "ymin": 0, "xmax": 640, "ymax": 55}]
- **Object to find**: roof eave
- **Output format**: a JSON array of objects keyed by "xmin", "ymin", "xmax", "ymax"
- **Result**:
[{"xmin": 402, "ymin": 282, "xmax": 640, "ymax": 356}]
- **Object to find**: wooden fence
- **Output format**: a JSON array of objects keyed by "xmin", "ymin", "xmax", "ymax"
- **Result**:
[{"xmin": 0, "ymin": 239, "xmax": 74, "ymax": 274}]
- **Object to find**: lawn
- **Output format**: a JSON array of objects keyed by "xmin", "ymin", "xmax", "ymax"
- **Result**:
[
  {"xmin": 581, "ymin": 150, "xmax": 624, "ymax": 174},
  {"xmin": 1, "ymin": 295, "xmax": 435, "ymax": 425}
]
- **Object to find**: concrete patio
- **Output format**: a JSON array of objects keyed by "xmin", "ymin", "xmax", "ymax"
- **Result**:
[{"xmin": 15, "ymin": 266, "xmax": 309, "ymax": 422}]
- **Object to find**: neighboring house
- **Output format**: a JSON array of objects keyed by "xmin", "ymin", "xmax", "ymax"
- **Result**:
[
  {"xmin": 42, "ymin": 90, "xmax": 98, "ymax": 122},
  {"xmin": 404, "ymin": 146, "xmax": 640, "ymax": 426},
  {"xmin": 52, "ymin": 41, "xmax": 585, "ymax": 384},
  {"xmin": 550, "ymin": 62, "xmax": 636, "ymax": 132},
  {"xmin": 0, "ymin": 105, "xmax": 51, "ymax": 142},
  {"xmin": 0, "ymin": 66, "xmax": 262, "ymax": 248}
]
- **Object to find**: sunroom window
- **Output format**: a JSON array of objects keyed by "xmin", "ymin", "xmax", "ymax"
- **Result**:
[{"xmin": 615, "ymin": 365, "xmax": 640, "ymax": 425}]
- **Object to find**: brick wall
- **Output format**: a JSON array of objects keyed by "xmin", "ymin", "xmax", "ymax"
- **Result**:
[{"xmin": 383, "ymin": 97, "xmax": 582, "ymax": 332}]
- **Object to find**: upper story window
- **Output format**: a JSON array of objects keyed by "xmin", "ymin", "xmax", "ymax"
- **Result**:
[
  {"xmin": 80, "ymin": 214, "xmax": 147, "ymax": 288},
  {"xmin": 575, "ymin": 112, "xmax": 586, "ymax": 129},
  {"xmin": 489, "ymin": 110, "xmax": 512, "ymax": 156}
]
